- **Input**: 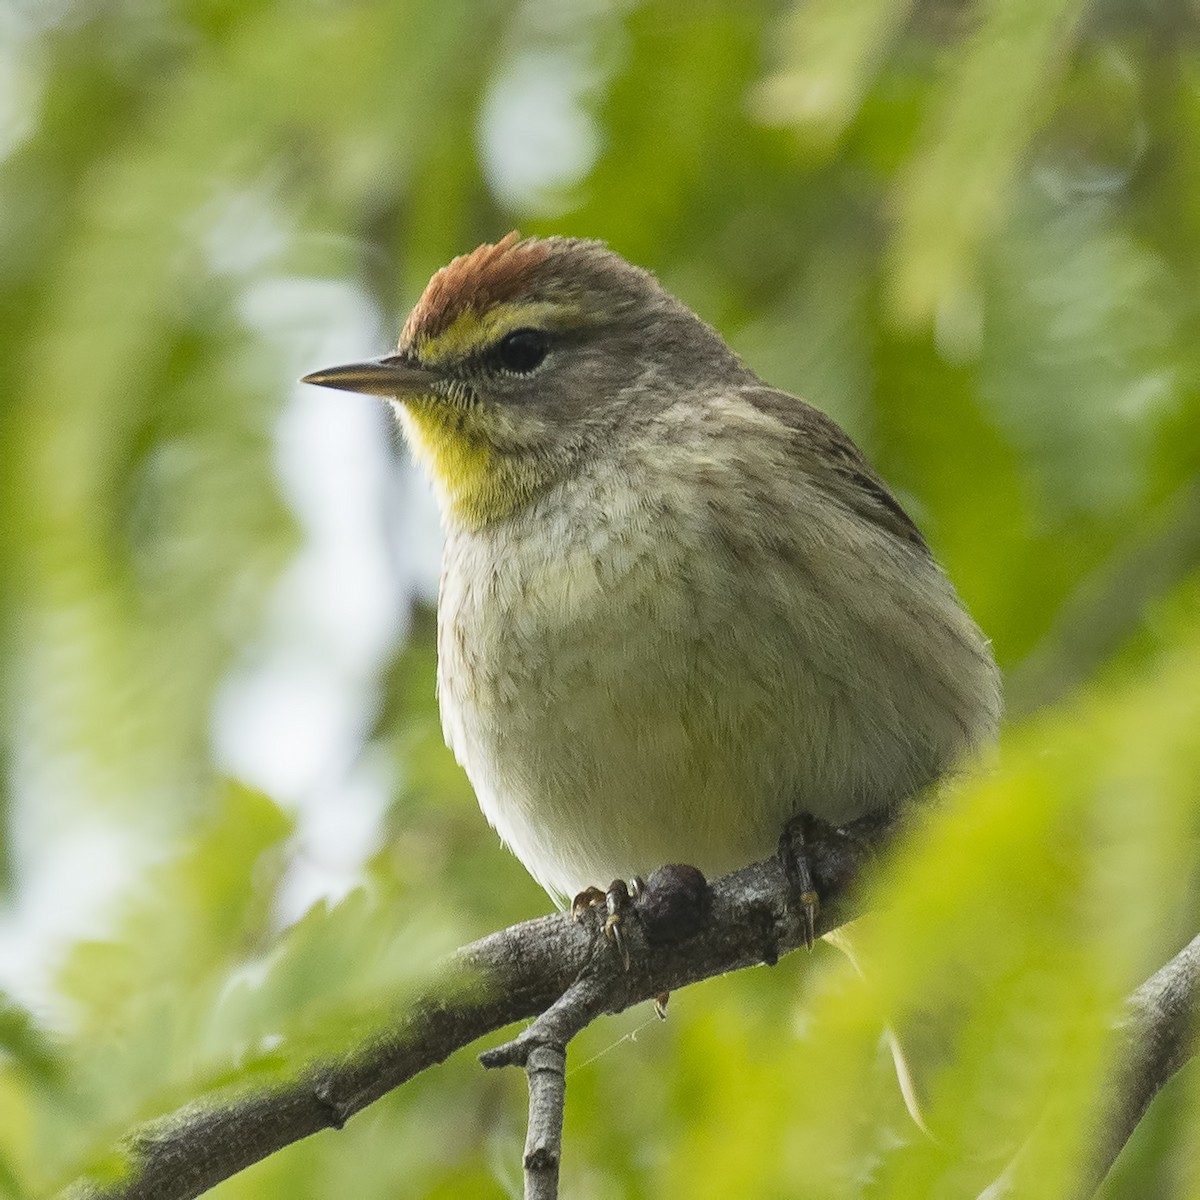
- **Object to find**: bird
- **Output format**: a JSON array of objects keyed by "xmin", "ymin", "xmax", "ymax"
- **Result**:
[{"xmin": 303, "ymin": 232, "xmax": 1002, "ymax": 911}]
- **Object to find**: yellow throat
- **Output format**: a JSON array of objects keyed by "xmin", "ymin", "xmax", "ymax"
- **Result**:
[{"xmin": 396, "ymin": 395, "xmax": 541, "ymax": 530}]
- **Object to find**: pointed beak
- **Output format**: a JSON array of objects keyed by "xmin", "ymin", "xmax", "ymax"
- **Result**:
[{"xmin": 300, "ymin": 355, "xmax": 442, "ymax": 399}]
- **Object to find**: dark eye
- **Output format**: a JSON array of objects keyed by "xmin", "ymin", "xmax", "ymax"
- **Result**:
[{"xmin": 496, "ymin": 328, "xmax": 549, "ymax": 373}]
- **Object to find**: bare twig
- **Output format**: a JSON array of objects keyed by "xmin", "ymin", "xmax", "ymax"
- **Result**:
[
  {"xmin": 1082, "ymin": 933, "xmax": 1200, "ymax": 1195},
  {"xmin": 520, "ymin": 1043, "xmax": 567, "ymax": 1200},
  {"xmin": 985, "ymin": 933, "xmax": 1200, "ymax": 1200}
]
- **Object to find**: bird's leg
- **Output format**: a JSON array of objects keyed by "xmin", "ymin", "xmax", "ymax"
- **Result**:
[{"xmin": 778, "ymin": 814, "xmax": 829, "ymax": 951}]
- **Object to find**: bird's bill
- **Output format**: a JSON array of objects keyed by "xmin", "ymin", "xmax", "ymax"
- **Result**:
[{"xmin": 300, "ymin": 355, "xmax": 442, "ymax": 398}]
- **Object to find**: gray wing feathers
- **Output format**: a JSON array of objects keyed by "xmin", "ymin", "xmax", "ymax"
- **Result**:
[{"xmin": 741, "ymin": 387, "xmax": 931, "ymax": 557}]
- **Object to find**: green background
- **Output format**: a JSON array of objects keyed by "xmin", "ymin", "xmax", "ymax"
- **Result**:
[{"xmin": 1, "ymin": 0, "xmax": 1199, "ymax": 1196}]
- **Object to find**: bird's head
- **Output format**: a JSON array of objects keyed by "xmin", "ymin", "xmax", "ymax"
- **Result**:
[{"xmin": 302, "ymin": 233, "xmax": 744, "ymax": 528}]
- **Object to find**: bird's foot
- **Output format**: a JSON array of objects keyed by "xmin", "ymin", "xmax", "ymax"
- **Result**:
[
  {"xmin": 571, "ymin": 877, "xmax": 643, "ymax": 970},
  {"xmin": 570, "ymin": 863, "xmax": 712, "ymax": 976},
  {"xmin": 778, "ymin": 814, "xmax": 834, "ymax": 951}
]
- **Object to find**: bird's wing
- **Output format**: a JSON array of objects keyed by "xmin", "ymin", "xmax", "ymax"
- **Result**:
[{"xmin": 741, "ymin": 386, "xmax": 931, "ymax": 558}]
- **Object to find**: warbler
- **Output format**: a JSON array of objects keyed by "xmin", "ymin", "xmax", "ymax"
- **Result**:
[{"xmin": 303, "ymin": 233, "xmax": 1002, "ymax": 906}]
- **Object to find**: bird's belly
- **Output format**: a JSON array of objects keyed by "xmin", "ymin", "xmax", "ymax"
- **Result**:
[
  {"xmin": 441, "ymin": 572, "xmax": 794, "ymax": 900},
  {"xmin": 436, "ymin": 510, "xmax": 950, "ymax": 904}
]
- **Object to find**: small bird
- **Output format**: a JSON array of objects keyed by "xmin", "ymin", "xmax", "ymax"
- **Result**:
[{"xmin": 303, "ymin": 233, "xmax": 1001, "ymax": 908}]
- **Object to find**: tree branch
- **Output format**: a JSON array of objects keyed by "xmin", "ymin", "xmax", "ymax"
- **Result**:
[
  {"xmin": 1081, "ymin": 932, "xmax": 1200, "ymax": 1195},
  {"xmin": 58, "ymin": 816, "xmax": 1200, "ymax": 1200},
  {"xmin": 61, "ymin": 813, "xmax": 888, "ymax": 1200}
]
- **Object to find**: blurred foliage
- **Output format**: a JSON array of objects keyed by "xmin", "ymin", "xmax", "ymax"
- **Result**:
[{"xmin": 1, "ymin": 0, "xmax": 1199, "ymax": 1197}]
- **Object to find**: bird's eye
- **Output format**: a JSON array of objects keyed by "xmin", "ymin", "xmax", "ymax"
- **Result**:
[{"xmin": 496, "ymin": 328, "xmax": 549, "ymax": 373}]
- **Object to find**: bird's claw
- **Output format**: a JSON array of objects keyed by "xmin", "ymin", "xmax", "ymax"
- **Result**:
[
  {"xmin": 604, "ymin": 911, "xmax": 630, "ymax": 970},
  {"xmin": 779, "ymin": 814, "xmax": 827, "ymax": 951},
  {"xmin": 798, "ymin": 889, "xmax": 819, "ymax": 951},
  {"xmin": 571, "ymin": 886, "xmax": 606, "ymax": 921},
  {"xmin": 604, "ymin": 877, "xmax": 642, "ymax": 970}
]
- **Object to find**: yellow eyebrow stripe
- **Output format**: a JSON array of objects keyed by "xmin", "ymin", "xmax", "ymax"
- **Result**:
[{"xmin": 414, "ymin": 300, "xmax": 579, "ymax": 364}]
